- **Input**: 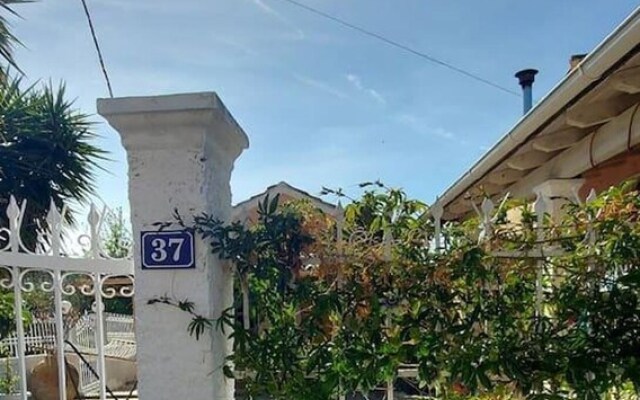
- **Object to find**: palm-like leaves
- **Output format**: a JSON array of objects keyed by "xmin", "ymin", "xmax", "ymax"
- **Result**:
[
  {"xmin": 0, "ymin": 0, "xmax": 29, "ymax": 75},
  {"xmin": 0, "ymin": 77, "xmax": 106, "ymax": 247}
]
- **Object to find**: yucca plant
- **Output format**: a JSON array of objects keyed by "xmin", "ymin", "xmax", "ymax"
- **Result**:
[
  {"xmin": 0, "ymin": 0, "xmax": 30, "ymax": 77},
  {"xmin": 0, "ymin": 78, "xmax": 106, "ymax": 248},
  {"xmin": 0, "ymin": 1, "xmax": 105, "ymax": 245}
]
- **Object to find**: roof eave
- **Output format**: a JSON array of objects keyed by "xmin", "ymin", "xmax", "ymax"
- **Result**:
[{"xmin": 435, "ymin": 6, "xmax": 640, "ymax": 217}]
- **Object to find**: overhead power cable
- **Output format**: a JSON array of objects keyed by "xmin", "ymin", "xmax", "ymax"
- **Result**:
[
  {"xmin": 272, "ymin": 0, "xmax": 520, "ymax": 97},
  {"xmin": 80, "ymin": 0, "xmax": 114, "ymax": 98}
]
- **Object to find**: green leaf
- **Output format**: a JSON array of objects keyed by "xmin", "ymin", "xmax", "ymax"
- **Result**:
[{"xmin": 187, "ymin": 316, "xmax": 213, "ymax": 340}]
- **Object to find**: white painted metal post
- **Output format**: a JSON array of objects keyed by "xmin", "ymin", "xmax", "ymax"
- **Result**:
[
  {"xmin": 383, "ymin": 225, "xmax": 394, "ymax": 400},
  {"xmin": 430, "ymin": 201, "xmax": 443, "ymax": 253},
  {"xmin": 53, "ymin": 270, "xmax": 68, "ymax": 400},
  {"xmin": 386, "ymin": 381, "xmax": 394, "ymax": 400},
  {"xmin": 12, "ymin": 270, "xmax": 28, "ymax": 400},
  {"xmin": 98, "ymin": 93, "xmax": 249, "ymax": 400},
  {"xmin": 335, "ymin": 202, "xmax": 344, "ymax": 285},
  {"xmin": 48, "ymin": 201, "xmax": 68, "ymax": 400},
  {"xmin": 87, "ymin": 203, "xmax": 108, "ymax": 400},
  {"xmin": 93, "ymin": 284, "xmax": 107, "ymax": 400},
  {"xmin": 241, "ymin": 277, "xmax": 250, "ymax": 331},
  {"xmin": 7, "ymin": 197, "xmax": 28, "ymax": 400},
  {"xmin": 534, "ymin": 194, "xmax": 546, "ymax": 317}
]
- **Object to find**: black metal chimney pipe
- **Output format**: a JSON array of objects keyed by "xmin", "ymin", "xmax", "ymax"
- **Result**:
[{"xmin": 515, "ymin": 68, "xmax": 538, "ymax": 115}]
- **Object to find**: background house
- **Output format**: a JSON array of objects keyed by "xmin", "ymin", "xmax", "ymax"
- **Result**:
[{"xmin": 232, "ymin": 181, "xmax": 337, "ymax": 224}]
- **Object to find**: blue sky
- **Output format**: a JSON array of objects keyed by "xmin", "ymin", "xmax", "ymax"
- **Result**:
[{"xmin": 10, "ymin": 0, "xmax": 640, "ymax": 211}]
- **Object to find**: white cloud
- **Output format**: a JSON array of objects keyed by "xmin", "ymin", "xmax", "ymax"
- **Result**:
[
  {"xmin": 252, "ymin": 0, "xmax": 279, "ymax": 16},
  {"xmin": 368, "ymin": 89, "xmax": 386, "ymax": 105},
  {"xmin": 346, "ymin": 73, "xmax": 386, "ymax": 105},
  {"xmin": 293, "ymin": 74, "xmax": 349, "ymax": 99},
  {"xmin": 433, "ymin": 127, "xmax": 455, "ymax": 140},
  {"xmin": 346, "ymin": 74, "xmax": 363, "ymax": 90},
  {"xmin": 396, "ymin": 114, "xmax": 469, "ymax": 146},
  {"xmin": 213, "ymin": 37, "xmax": 260, "ymax": 57},
  {"xmin": 252, "ymin": 0, "xmax": 305, "ymax": 40}
]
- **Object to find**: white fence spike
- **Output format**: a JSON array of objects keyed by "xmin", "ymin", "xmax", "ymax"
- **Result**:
[
  {"xmin": 335, "ymin": 201, "xmax": 345, "ymax": 244},
  {"xmin": 46, "ymin": 199, "xmax": 60, "ymax": 225},
  {"xmin": 335, "ymin": 201, "xmax": 344, "ymax": 219},
  {"xmin": 7, "ymin": 196, "xmax": 21, "ymax": 252},
  {"xmin": 430, "ymin": 201, "xmax": 444, "ymax": 222},
  {"xmin": 383, "ymin": 228, "xmax": 393, "ymax": 261},
  {"xmin": 431, "ymin": 200, "xmax": 444, "ymax": 253},
  {"xmin": 88, "ymin": 203, "xmax": 100, "ymax": 258},
  {"xmin": 481, "ymin": 197, "xmax": 495, "ymax": 217},
  {"xmin": 47, "ymin": 199, "xmax": 62, "ymax": 256},
  {"xmin": 7, "ymin": 195, "xmax": 20, "ymax": 222},
  {"xmin": 586, "ymin": 188, "xmax": 597, "ymax": 204},
  {"xmin": 481, "ymin": 198, "xmax": 495, "ymax": 241},
  {"xmin": 534, "ymin": 194, "xmax": 546, "ymax": 220}
]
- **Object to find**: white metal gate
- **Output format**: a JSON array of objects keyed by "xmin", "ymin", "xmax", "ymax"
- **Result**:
[{"xmin": 0, "ymin": 196, "xmax": 135, "ymax": 400}]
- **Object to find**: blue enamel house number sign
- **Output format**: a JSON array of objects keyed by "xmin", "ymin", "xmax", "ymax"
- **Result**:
[{"xmin": 141, "ymin": 230, "xmax": 195, "ymax": 269}]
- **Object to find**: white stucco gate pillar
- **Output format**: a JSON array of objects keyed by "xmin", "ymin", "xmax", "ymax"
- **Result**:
[{"xmin": 98, "ymin": 93, "xmax": 249, "ymax": 400}]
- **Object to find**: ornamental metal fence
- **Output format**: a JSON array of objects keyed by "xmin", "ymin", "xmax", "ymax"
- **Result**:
[
  {"xmin": 0, "ymin": 196, "xmax": 135, "ymax": 400},
  {"xmin": 0, "ymin": 319, "xmax": 56, "ymax": 357}
]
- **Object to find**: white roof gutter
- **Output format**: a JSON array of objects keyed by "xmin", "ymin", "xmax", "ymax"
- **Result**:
[{"xmin": 434, "ymin": 6, "xmax": 640, "ymax": 215}]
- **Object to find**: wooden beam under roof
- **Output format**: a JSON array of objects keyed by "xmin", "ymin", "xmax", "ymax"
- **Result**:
[
  {"xmin": 565, "ymin": 98, "xmax": 626, "ymax": 128},
  {"xmin": 506, "ymin": 150, "xmax": 554, "ymax": 171},
  {"xmin": 611, "ymin": 66, "xmax": 640, "ymax": 94},
  {"xmin": 532, "ymin": 128, "xmax": 588, "ymax": 152},
  {"xmin": 487, "ymin": 168, "xmax": 527, "ymax": 185},
  {"xmin": 565, "ymin": 90, "xmax": 640, "ymax": 129}
]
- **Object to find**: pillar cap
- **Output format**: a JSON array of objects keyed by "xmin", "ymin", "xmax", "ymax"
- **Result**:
[{"xmin": 98, "ymin": 92, "xmax": 249, "ymax": 152}]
